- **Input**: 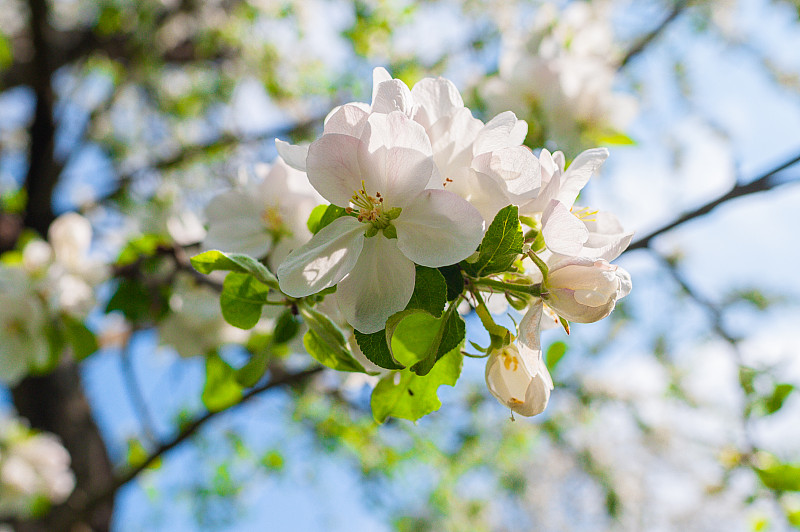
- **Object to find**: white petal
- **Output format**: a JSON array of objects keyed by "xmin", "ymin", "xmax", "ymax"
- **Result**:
[
  {"xmin": 394, "ymin": 189, "xmax": 484, "ymax": 267},
  {"xmin": 277, "ymin": 216, "xmax": 365, "ymax": 297},
  {"xmin": 542, "ymin": 200, "xmax": 589, "ymax": 256},
  {"xmin": 410, "ymin": 77, "xmax": 464, "ymax": 128},
  {"xmin": 582, "ymin": 211, "xmax": 634, "ymax": 261},
  {"xmin": 556, "ymin": 147, "xmax": 609, "ymax": 207},
  {"xmin": 360, "ymin": 112, "xmax": 433, "ymax": 206},
  {"xmin": 336, "ymin": 236, "xmax": 415, "ymax": 333},
  {"xmin": 471, "ymin": 146, "xmax": 541, "ymax": 201},
  {"xmin": 203, "ymin": 190, "xmax": 271, "ymax": 257},
  {"xmin": 323, "ymin": 104, "xmax": 369, "ymax": 137},
  {"xmin": 275, "ymin": 139, "xmax": 309, "ymax": 172},
  {"xmin": 473, "ymin": 111, "xmax": 528, "ymax": 155},
  {"xmin": 306, "ymin": 133, "xmax": 366, "ymax": 206},
  {"xmin": 518, "ymin": 300, "xmax": 543, "ymax": 352},
  {"xmin": 371, "ymin": 78, "xmax": 413, "ymax": 116},
  {"xmin": 371, "ymin": 67, "xmax": 393, "ymax": 104}
]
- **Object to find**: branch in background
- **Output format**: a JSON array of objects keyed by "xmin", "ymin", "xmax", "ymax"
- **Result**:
[
  {"xmin": 120, "ymin": 334, "xmax": 160, "ymax": 445},
  {"xmin": 625, "ymin": 151, "xmax": 800, "ymax": 253},
  {"xmin": 46, "ymin": 365, "xmax": 324, "ymax": 532},
  {"xmin": 619, "ymin": 0, "xmax": 690, "ymax": 69}
]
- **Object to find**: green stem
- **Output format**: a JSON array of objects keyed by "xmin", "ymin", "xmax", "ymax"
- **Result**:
[
  {"xmin": 471, "ymin": 277, "xmax": 542, "ymax": 297},
  {"xmin": 527, "ymin": 250, "xmax": 549, "ymax": 281}
]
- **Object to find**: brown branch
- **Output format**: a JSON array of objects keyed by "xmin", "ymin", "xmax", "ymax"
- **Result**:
[
  {"xmin": 624, "ymin": 151, "xmax": 800, "ymax": 253},
  {"xmin": 618, "ymin": 0, "xmax": 690, "ymax": 69},
  {"xmin": 46, "ymin": 365, "xmax": 324, "ymax": 532}
]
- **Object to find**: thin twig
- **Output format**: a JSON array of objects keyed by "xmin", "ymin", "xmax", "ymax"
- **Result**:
[
  {"xmin": 48, "ymin": 365, "xmax": 324, "ymax": 532},
  {"xmin": 119, "ymin": 333, "xmax": 159, "ymax": 444},
  {"xmin": 625, "ymin": 151, "xmax": 800, "ymax": 253},
  {"xmin": 618, "ymin": 0, "xmax": 690, "ymax": 69}
]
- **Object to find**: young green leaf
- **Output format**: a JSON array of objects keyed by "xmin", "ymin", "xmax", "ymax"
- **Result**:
[
  {"xmin": 202, "ymin": 353, "xmax": 243, "ymax": 412},
  {"xmin": 299, "ymin": 304, "xmax": 365, "ymax": 373},
  {"xmin": 307, "ymin": 204, "xmax": 348, "ymax": 234},
  {"xmin": 370, "ymin": 347, "xmax": 463, "ymax": 423},
  {"xmin": 191, "ymin": 250, "xmax": 278, "ymax": 289},
  {"xmin": 220, "ymin": 272, "xmax": 269, "ymax": 329},
  {"xmin": 462, "ymin": 205, "xmax": 523, "ymax": 277},
  {"xmin": 62, "ymin": 315, "xmax": 99, "ymax": 361},
  {"xmin": 353, "ymin": 329, "xmax": 405, "ymax": 370}
]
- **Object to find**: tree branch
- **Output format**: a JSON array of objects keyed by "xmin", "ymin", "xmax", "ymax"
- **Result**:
[
  {"xmin": 625, "ymin": 151, "xmax": 800, "ymax": 253},
  {"xmin": 619, "ymin": 0, "xmax": 690, "ymax": 69},
  {"xmin": 45, "ymin": 365, "xmax": 324, "ymax": 532}
]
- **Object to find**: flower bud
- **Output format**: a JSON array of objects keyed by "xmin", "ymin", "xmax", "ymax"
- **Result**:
[
  {"xmin": 485, "ymin": 343, "xmax": 553, "ymax": 417},
  {"xmin": 544, "ymin": 258, "xmax": 631, "ymax": 323}
]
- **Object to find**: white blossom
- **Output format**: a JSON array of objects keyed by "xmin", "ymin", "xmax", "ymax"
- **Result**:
[
  {"xmin": 277, "ymin": 109, "xmax": 483, "ymax": 333},
  {"xmin": 0, "ymin": 268, "xmax": 49, "ymax": 386}
]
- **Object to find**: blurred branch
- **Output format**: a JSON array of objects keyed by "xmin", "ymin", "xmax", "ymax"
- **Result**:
[
  {"xmin": 619, "ymin": 0, "xmax": 690, "ymax": 69},
  {"xmin": 120, "ymin": 334, "xmax": 160, "ymax": 445},
  {"xmin": 625, "ymin": 151, "xmax": 800, "ymax": 252},
  {"xmin": 46, "ymin": 365, "xmax": 324, "ymax": 532}
]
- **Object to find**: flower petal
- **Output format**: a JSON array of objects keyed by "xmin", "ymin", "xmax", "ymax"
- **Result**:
[
  {"xmin": 411, "ymin": 76, "xmax": 464, "ymax": 129},
  {"xmin": 542, "ymin": 200, "xmax": 589, "ymax": 256},
  {"xmin": 556, "ymin": 147, "xmax": 608, "ymax": 207},
  {"xmin": 473, "ymin": 111, "xmax": 527, "ymax": 155},
  {"xmin": 371, "ymin": 67, "xmax": 393, "ymax": 103},
  {"xmin": 306, "ymin": 133, "xmax": 366, "ymax": 206},
  {"xmin": 581, "ymin": 211, "xmax": 634, "ymax": 261},
  {"xmin": 323, "ymin": 104, "xmax": 369, "ymax": 137},
  {"xmin": 371, "ymin": 78, "xmax": 413, "ymax": 116},
  {"xmin": 471, "ymin": 146, "xmax": 541, "ymax": 201},
  {"xmin": 394, "ymin": 189, "xmax": 484, "ymax": 267},
  {"xmin": 277, "ymin": 216, "xmax": 365, "ymax": 297},
  {"xmin": 275, "ymin": 139, "xmax": 309, "ymax": 172},
  {"xmin": 359, "ymin": 112, "xmax": 433, "ymax": 206},
  {"xmin": 336, "ymin": 236, "xmax": 415, "ymax": 333},
  {"xmin": 203, "ymin": 190, "xmax": 271, "ymax": 257}
]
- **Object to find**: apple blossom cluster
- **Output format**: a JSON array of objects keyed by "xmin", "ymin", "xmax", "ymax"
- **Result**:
[
  {"xmin": 195, "ymin": 67, "xmax": 632, "ymax": 420},
  {"xmin": 0, "ymin": 213, "xmax": 106, "ymax": 386},
  {"xmin": 0, "ymin": 414, "xmax": 75, "ymax": 519},
  {"xmin": 482, "ymin": 1, "xmax": 638, "ymax": 153}
]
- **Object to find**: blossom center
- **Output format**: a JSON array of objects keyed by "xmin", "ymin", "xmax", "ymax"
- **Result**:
[
  {"xmin": 570, "ymin": 206, "xmax": 598, "ymax": 222},
  {"xmin": 261, "ymin": 206, "xmax": 291, "ymax": 240},
  {"xmin": 345, "ymin": 180, "xmax": 401, "ymax": 236}
]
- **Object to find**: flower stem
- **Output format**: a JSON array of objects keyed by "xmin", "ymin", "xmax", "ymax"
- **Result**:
[{"xmin": 471, "ymin": 277, "xmax": 542, "ymax": 297}]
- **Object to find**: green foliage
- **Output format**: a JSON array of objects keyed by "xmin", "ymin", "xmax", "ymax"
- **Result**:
[
  {"xmin": 371, "ymin": 347, "xmax": 463, "ymax": 423},
  {"xmin": 405, "ymin": 266, "xmax": 447, "ymax": 317},
  {"xmin": 272, "ymin": 310, "xmax": 301, "ymax": 345},
  {"xmin": 191, "ymin": 250, "xmax": 278, "ymax": 289},
  {"xmin": 755, "ymin": 456, "xmax": 800, "ymax": 492},
  {"xmin": 126, "ymin": 438, "xmax": 162, "ymax": 470},
  {"xmin": 107, "ymin": 278, "xmax": 167, "ymax": 322},
  {"xmin": 299, "ymin": 304, "xmax": 365, "ymax": 373},
  {"xmin": 354, "ymin": 329, "xmax": 405, "ymax": 370},
  {"xmin": 462, "ymin": 205, "xmax": 524, "ymax": 277},
  {"xmin": 438, "ymin": 264, "xmax": 464, "ymax": 301},
  {"xmin": 219, "ymin": 272, "xmax": 270, "ymax": 329},
  {"xmin": 202, "ymin": 353, "xmax": 243, "ymax": 412},
  {"xmin": 354, "ymin": 265, "xmax": 463, "ymax": 374},
  {"xmin": 62, "ymin": 315, "xmax": 99, "ymax": 361},
  {"xmin": 546, "ymin": 341, "xmax": 568, "ymax": 373},
  {"xmin": 764, "ymin": 383, "xmax": 795, "ymax": 415},
  {"xmin": 307, "ymin": 204, "xmax": 348, "ymax": 234},
  {"xmin": 235, "ymin": 351, "xmax": 270, "ymax": 388}
]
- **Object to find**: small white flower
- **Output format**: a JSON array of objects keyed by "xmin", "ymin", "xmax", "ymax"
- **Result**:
[
  {"xmin": 0, "ymin": 268, "xmax": 49, "ymax": 386},
  {"xmin": 203, "ymin": 157, "xmax": 323, "ymax": 269},
  {"xmin": 277, "ymin": 109, "xmax": 484, "ymax": 333},
  {"xmin": 544, "ymin": 258, "xmax": 631, "ymax": 323}
]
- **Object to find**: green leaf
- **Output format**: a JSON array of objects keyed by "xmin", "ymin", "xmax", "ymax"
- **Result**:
[
  {"xmin": 220, "ymin": 272, "xmax": 269, "ymax": 329},
  {"xmin": 370, "ymin": 347, "xmax": 463, "ymax": 423},
  {"xmin": 593, "ymin": 129, "xmax": 636, "ymax": 146},
  {"xmin": 235, "ymin": 351, "xmax": 270, "ymax": 387},
  {"xmin": 387, "ymin": 307, "xmax": 466, "ymax": 376},
  {"xmin": 62, "ymin": 315, "xmax": 99, "ymax": 361},
  {"xmin": 303, "ymin": 330, "xmax": 364, "ymax": 372},
  {"xmin": 272, "ymin": 310, "xmax": 301, "ymax": 345},
  {"xmin": 191, "ymin": 250, "xmax": 278, "ymax": 289},
  {"xmin": 764, "ymin": 383, "xmax": 794, "ymax": 415},
  {"xmin": 202, "ymin": 353, "xmax": 243, "ymax": 412},
  {"xmin": 546, "ymin": 341, "xmax": 567, "ymax": 373},
  {"xmin": 299, "ymin": 304, "xmax": 365, "ymax": 373},
  {"xmin": 438, "ymin": 264, "xmax": 464, "ymax": 301},
  {"xmin": 307, "ymin": 204, "xmax": 347, "ymax": 234},
  {"xmin": 106, "ymin": 278, "xmax": 164, "ymax": 322},
  {"xmin": 405, "ymin": 265, "xmax": 447, "ymax": 317},
  {"xmin": 755, "ymin": 457, "xmax": 800, "ymax": 491},
  {"xmin": 126, "ymin": 438, "xmax": 162, "ymax": 470},
  {"xmin": 462, "ymin": 205, "xmax": 523, "ymax": 277},
  {"xmin": 354, "ymin": 329, "xmax": 404, "ymax": 370}
]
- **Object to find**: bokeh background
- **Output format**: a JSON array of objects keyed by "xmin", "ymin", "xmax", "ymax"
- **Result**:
[{"xmin": 1, "ymin": 0, "xmax": 800, "ymax": 530}]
